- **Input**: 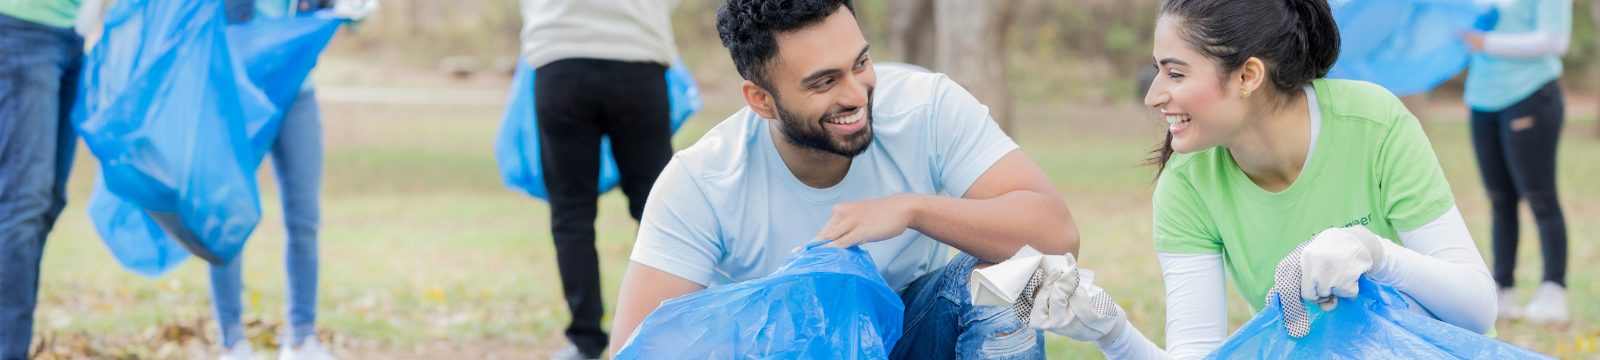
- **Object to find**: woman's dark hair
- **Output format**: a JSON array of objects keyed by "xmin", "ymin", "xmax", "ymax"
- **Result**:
[
  {"xmin": 1148, "ymin": 0, "xmax": 1340, "ymax": 178},
  {"xmin": 716, "ymin": 0, "xmax": 855, "ymax": 90}
]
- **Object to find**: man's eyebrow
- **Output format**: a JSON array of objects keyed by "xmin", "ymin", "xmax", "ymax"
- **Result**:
[
  {"xmin": 799, "ymin": 44, "xmax": 872, "ymax": 85},
  {"xmin": 1158, "ymin": 57, "xmax": 1187, "ymax": 66}
]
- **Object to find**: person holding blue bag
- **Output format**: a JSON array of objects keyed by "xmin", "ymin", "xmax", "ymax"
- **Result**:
[
  {"xmin": 611, "ymin": 0, "xmax": 1083, "ymax": 359},
  {"xmin": 1017, "ymin": 0, "xmax": 1501, "ymax": 358},
  {"xmin": 209, "ymin": 1, "xmax": 373, "ymax": 359},
  {"xmin": 517, "ymin": 0, "xmax": 684, "ymax": 358},
  {"xmin": 1459, "ymin": 0, "xmax": 1572, "ymax": 325},
  {"xmin": 0, "ymin": 1, "xmax": 85, "ymax": 359}
]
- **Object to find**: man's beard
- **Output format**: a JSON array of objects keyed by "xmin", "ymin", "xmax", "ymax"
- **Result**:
[{"xmin": 773, "ymin": 92, "xmax": 874, "ymax": 158}]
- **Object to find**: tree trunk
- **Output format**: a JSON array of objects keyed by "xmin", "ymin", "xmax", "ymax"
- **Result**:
[
  {"xmin": 886, "ymin": 0, "xmax": 1018, "ymax": 136},
  {"xmin": 934, "ymin": 0, "xmax": 1018, "ymax": 135},
  {"xmin": 886, "ymin": 0, "xmax": 937, "ymax": 68}
]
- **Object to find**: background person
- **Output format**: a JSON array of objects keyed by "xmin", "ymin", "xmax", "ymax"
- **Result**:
[
  {"xmin": 517, "ymin": 0, "xmax": 680, "ymax": 358},
  {"xmin": 1025, "ymin": 0, "xmax": 1497, "ymax": 358},
  {"xmin": 0, "ymin": 1, "xmax": 83, "ymax": 359},
  {"xmin": 211, "ymin": 1, "xmax": 343, "ymax": 359},
  {"xmin": 608, "ymin": 0, "xmax": 1080, "ymax": 358},
  {"xmin": 1460, "ymin": 0, "xmax": 1572, "ymax": 325}
]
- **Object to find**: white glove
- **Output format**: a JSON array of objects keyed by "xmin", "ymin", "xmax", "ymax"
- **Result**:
[
  {"xmin": 332, "ymin": 0, "xmax": 380, "ymax": 20},
  {"xmin": 1028, "ymin": 266, "xmax": 1127, "ymax": 344},
  {"xmin": 1269, "ymin": 225, "xmax": 1387, "ymax": 337}
]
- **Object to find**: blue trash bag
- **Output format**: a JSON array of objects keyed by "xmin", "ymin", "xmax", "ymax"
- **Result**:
[
  {"xmin": 1326, "ymin": 0, "xmax": 1489, "ymax": 97},
  {"xmin": 1206, "ymin": 277, "xmax": 1552, "ymax": 359},
  {"xmin": 613, "ymin": 244, "xmax": 905, "ymax": 360},
  {"xmin": 74, "ymin": 0, "xmax": 343, "ymax": 276},
  {"xmin": 494, "ymin": 58, "xmax": 702, "ymax": 200}
]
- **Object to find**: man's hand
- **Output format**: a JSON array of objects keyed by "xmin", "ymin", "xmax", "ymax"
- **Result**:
[{"xmin": 811, "ymin": 193, "xmax": 923, "ymax": 249}]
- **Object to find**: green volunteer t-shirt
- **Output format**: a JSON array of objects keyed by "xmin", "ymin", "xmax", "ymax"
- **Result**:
[
  {"xmin": 0, "ymin": 0, "xmax": 80, "ymax": 28},
  {"xmin": 1152, "ymin": 78, "xmax": 1455, "ymax": 314}
]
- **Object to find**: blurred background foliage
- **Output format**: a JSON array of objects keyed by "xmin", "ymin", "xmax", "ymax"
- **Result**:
[{"xmin": 332, "ymin": 0, "xmax": 1600, "ymax": 104}]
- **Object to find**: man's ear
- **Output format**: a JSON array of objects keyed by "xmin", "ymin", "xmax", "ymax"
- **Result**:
[{"xmin": 742, "ymin": 80, "xmax": 779, "ymax": 120}]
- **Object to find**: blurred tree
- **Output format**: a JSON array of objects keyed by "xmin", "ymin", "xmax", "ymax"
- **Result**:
[{"xmin": 887, "ymin": 0, "xmax": 1019, "ymax": 135}]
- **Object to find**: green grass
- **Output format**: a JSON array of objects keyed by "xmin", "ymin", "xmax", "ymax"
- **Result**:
[{"xmin": 32, "ymin": 74, "xmax": 1600, "ymax": 359}]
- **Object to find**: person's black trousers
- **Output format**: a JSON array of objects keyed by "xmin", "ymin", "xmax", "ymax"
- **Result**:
[
  {"xmin": 1469, "ymin": 80, "xmax": 1567, "ymax": 289},
  {"xmin": 535, "ymin": 58, "xmax": 673, "ymax": 357}
]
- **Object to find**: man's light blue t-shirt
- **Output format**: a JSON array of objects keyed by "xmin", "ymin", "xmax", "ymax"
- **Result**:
[
  {"xmin": 631, "ymin": 66, "xmax": 1019, "ymax": 293},
  {"xmin": 1465, "ymin": 0, "xmax": 1570, "ymax": 111}
]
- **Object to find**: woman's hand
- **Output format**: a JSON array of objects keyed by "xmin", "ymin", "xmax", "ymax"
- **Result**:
[
  {"xmin": 1461, "ymin": 32, "xmax": 1486, "ymax": 51},
  {"xmin": 1270, "ymin": 225, "xmax": 1387, "ymax": 337}
]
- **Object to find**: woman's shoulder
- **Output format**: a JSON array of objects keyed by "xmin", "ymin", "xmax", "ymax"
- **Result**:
[{"xmin": 1315, "ymin": 78, "xmax": 1412, "ymax": 130}]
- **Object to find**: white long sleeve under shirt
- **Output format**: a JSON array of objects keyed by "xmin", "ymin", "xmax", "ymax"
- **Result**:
[{"xmin": 519, "ymin": 0, "xmax": 681, "ymax": 69}]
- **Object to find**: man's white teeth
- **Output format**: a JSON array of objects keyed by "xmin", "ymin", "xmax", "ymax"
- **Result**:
[
  {"xmin": 1165, "ymin": 114, "xmax": 1191, "ymax": 126},
  {"xmin": 827, "ymin": 112, "xmax": 864, "ymax": 125}
]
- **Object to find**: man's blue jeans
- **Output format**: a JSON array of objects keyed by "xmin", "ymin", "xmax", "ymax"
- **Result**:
[
  {"xmin": 891, "ymin": 253, "xmax": 1046, "ymax": 359},
  {"xmin": 208, "ymin": 90, "xmax": 324, "ymax": 349},
  {"xmin": 0, "ymin": 12, "xmax": 81, "ymax": 360}
]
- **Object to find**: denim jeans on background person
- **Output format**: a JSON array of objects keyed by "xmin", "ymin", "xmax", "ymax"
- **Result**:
[
  {"xmin": 0, "ymin": 12, "xmax": 82, "ymax": 360},
  {"xmin": 1470, "ymin": 80, "xmax": 1568, "ymax": 289},
  {"xmin": 209, "ymin": 90, "xmax": 324, "ymax": 349},
  {"xmin": 891, "ymin": 253, "xmax": 1047, "ymax": 359}
]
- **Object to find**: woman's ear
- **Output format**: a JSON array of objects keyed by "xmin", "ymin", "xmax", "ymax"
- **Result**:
[
  {"xmin": 1238, "ymin": 57, "xmax": 1268, "ymax": 97},
  {"xmin": 742, "ymin": 80, "xmax": 779, "ymax": 120}
]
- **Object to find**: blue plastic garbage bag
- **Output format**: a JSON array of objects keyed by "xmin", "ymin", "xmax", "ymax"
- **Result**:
[
  {"xmin": 1206, "ymin": 277, "xmax": 1552, "ymax": 359},
  {"xmin": 74, "ymin": 0, "xmax": 343, "ymax": 276},
  {"xmin": 1326, "ymin": 0, "xmax": 1489, "ymax": 97},
  {"xmin": 613, "ymin": 244, "xmax": 905, "ymax": 360},
  {"xmin": 494, "ymin": 58, "xmax": 702, "ymax": 200}
]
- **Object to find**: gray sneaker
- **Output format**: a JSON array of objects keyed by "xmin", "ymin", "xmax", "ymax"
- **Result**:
[
  {"xmin": 1523, "ymin": 281, "xmax": 1569, "ymax": 325},
  {"xmin": 551, "ymin": 343, "xmax": 600, "ymax": 360},
  {"xmin": 1497, "ymin": 287, "xmax": 1522, "ymax": 320}
]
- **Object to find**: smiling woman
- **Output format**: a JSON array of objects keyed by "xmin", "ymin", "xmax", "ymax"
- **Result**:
[{"xmin": 1025, "ymin": 0, "xmax": 1502, "ymax": 359}]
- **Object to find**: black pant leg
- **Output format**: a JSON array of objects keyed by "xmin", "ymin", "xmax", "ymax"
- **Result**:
[
  {"xmin": 1470, "ymin": 108, "xmax": 1520, "ymax": 288},
  {"xmin": 535, "ymin": 59, "xmax": 609, "ymax": 357},
  {"xmin": 1500, "ymin": 81, "xmax": 1568, "ymax": 286},
  {"xmin": 596, "ymin": 62, "xmax": 673, "ymax": 221}
]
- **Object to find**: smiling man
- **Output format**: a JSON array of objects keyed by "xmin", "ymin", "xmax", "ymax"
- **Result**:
[{"xmin": 608, "ymin": 0, "xmax": 1078, "ymax": 358}]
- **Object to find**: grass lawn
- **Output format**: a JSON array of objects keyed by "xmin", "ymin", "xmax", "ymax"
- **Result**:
[{"xmin": 28, "ymin": 59, "xmax": 1600, "ymax": 359}]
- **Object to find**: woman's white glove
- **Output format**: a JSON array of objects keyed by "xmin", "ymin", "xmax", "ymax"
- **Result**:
[
  {"xmin": 1025, "ymin": 258, "xmax": 1127, "ymax": 344},
  {"xmin": 1269, "ymin": 225, "xmax": 1387, "ymax": 337},
  {"xmin": 1030, "ymin": 270, "xmax": 1132, "ymax": 342}
]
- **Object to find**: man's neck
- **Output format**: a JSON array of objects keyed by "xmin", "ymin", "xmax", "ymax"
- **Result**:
[{"xmin": 769, "ymin": 120, "xmax": 853, "ymax": 188}]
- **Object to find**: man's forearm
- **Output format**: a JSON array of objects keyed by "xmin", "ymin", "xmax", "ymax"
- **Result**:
[{"xmin": 907, "ymin": 190, "xmax": 1079, "ymax": 262}]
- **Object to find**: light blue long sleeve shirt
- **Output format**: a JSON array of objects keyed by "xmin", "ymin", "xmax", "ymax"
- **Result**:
[{"xmin": 1465, "ymin": 0, "xmax": 1571, "ymax": 111}]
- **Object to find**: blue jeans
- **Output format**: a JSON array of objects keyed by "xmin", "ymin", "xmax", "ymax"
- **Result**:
[
  {"xmin": 0, "ymin": 13, "xmax": 81, "ymax": 360},
  {"xmin": 891, "ymin": 253, "xmax": 1046, "ymax": 359},
  {"xmin": 209, "ymin": 91, "xmax": 323, "ymax": 348}
]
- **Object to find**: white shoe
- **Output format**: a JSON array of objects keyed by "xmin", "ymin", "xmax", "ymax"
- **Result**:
[
  {"xmin": 1523, "ymin": 281, "xmax": 1570, "ymax": 325},
  {"xmin": 278, "ymin": 338, "xmax": 339, "ymax": 360},
  {"xmin": 551, "ymin": 343, "xmax": 600, "ymax": 360},
  {"xmin": 220, "ymin": 341, "xmax": 257, "ymax": 360},
  {"xmin": 1497, "ymin": 287, "xmax": 1523, "ymax": 320}
]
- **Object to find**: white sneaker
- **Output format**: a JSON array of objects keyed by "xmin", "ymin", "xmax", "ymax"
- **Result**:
[
  {"xmin": 1497, "ymin": 287, "xmax": 1523, "ymax": 320},
  {"xmin": 220, "ymin": 341, "xmax": 257, "ymax": 360},
  {"xmin": 277, "ymin": 338, "xmax": 339, "ymax": 360},
  {"xmin": 551, "ymin": 343, "xmax": 600, "ymax": 360},
  {"xmin": 1523, "ymin": 281, "xmax": 1570, "ymax": 325}
]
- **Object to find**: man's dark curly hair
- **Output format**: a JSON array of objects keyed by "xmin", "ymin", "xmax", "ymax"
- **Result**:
[{"xmin": 716, "ymin": 0, "xmax": 855, "ymax": 89}]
